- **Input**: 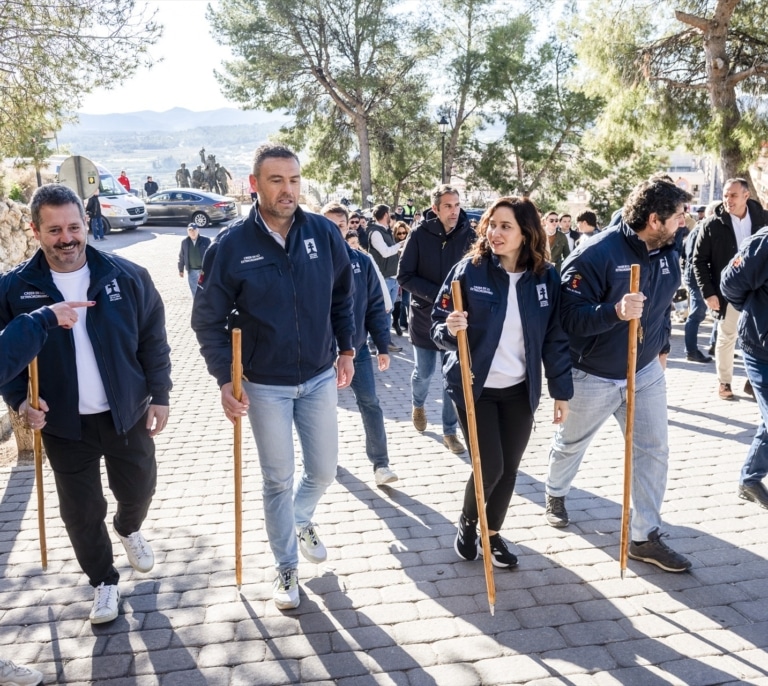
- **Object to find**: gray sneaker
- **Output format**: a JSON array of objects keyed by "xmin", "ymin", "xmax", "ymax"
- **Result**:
[
  {"xmin": 545, "ymin": 495, "xmax": 569, "ymax": 527},
  {"xmin": 273, "ymin": 568, "xmax": 300, "ymax": 610},
  {"xmin": 0, "ymin": 658, "xmax": 43, "ymax": 685},
  {"xmin": 297, "ymin": 523, "xmax": 327, "ymax": 563},
  {"xmin": 628, "ymin": 528, "xmax": 691, "ymax": 573}
]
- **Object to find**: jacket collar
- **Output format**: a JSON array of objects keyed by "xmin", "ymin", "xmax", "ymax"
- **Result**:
[
  {"xmin": 423, "ymin": 209, "xmax": 470, "ymax": 238},
  {"xmin": 19, "ymin": 245, "xmax": 119, "ymax": 294}
]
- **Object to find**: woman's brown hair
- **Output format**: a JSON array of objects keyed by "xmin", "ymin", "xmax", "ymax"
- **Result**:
[{"xmin": 466, "ymin": 196, "xmax": 549, "ymax": 275}]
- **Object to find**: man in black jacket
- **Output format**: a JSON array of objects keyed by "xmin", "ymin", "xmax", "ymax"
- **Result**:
[
  {"xmin": 693, "ymin": 179, "xmax": 768, "ymax": 400},
  {"xmin": 721, "ymin": 228, "xmax": 768, "ymax": 509},
  {"xmin": 85, "ymin": 188, "xmax": 104, "ymax": 241},
  {"xmin": 178, "ymin": 224, "xmax": 211, "ymax": 296},
  {"xmin": 0, "ymin": 184, "xmax": 171, "ymax": 625},
  {"xmin": 368, "ymin": 203, "xmax": 404, "ymax": 351},
  {"xmin": 397, "ymin": 185, "xmax": 474, "ymax": 454},
  {"xmin": 144, "ymin": 176, "xmax": 159, "ymax": 196}
]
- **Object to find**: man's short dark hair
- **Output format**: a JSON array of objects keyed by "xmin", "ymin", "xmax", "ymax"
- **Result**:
[
  {"xmin": 431, "ymin": 185, "xmax": 460, "ymax": 209},
  {"xmin": 576, "ymin": 210, "xmax": 597, "ymax": 228},
  {"xmin": 30, "ymin": 184, "xmax": 85, "ymax": 227},
  {"xmin": 559, "ymin": 213, "xmax": 571, "ymax": 221},
  {"xmin": 723, "ymin": 178, "xmax": 750, "ymax": 192},
  {"xmin": 252, "ymin": 143, "xmax": 300, "ymax": 178},
  {"xmin": 622, "ymin": 178, "xmax": 692, "ymax": 232},
  {"xmin": 373, "ymin": 204, "xmax": 390, "ymax": 222}
]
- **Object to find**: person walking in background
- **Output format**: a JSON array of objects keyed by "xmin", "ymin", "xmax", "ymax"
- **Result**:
[
  {"xmin": 693, "ymin": 178, "xmax": 768, "ymax": 400},
  {"xmin": 368, "ymin": 204, "xmax": 405, "ymax": 350},
  {"xmin": 682, "ymin": 204, "xmax": 716, "ymax": 363},
  {"xmin": 322, "ymin": 202, "xmax": 399, "ymax": 487},
  {"xmin": 397, "ymin": 184, "xmax": 475, "ymax": 455},
  {"xmin": 117, "ymin": 170, "xmax": 131, "ymax": 191},
  {"xmin": 432, "ymin": 197, "xmax": 572, "ymax": 568},
  {"xmin": 178, "ymin": 224, "xmax": 211, "ymax": 296},
  {"xmin": 721, "ymin": 228, "xmax": 768, "ymax": 510},
  {"xmin": 543, "ymin": 211, "xmax": 569, "ymax": 272},
  {"xmin": 391, "ymin": 221, "xmax": 411, "ymax": 336},
  {"xmin": 0, "ymin": 184, "xmax": 172, "ymax": 624},
  {"xmin": 85, "ymin": 188, "xmax": 105, "ymax": 242},
  {"xmin": 575, "ymin": 210, "xmax": 600, "ymax": 246},
  {"xmin": 144, "ymin": 176, "xmax": 159, "ymax": 197},
  {"xmin": 192, "ymin": 143, "xmax": 355, "ymax": 611},
  {"xmin": 545, "ymin": 176, "xmax": 693, "ymax": 573}
]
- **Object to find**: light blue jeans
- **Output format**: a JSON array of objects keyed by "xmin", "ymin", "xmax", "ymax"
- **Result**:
[
  {"xmin": 546, "ymin": 360, "xmax": 669, "ymax": 541},
  {"xmin": 411, "ymin": 345, "xmax": 458, "ymax": 435},
  {"xmin": 243, "ymin": 366, "xmax": 338, "ymax": 571},
  {"xmin": 187, "ymin": 269, "xmax": 201, "ymax": 296}
]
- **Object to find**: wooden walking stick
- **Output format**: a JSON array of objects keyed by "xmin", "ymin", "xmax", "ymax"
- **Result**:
[
  {"xmin": 28, "ymin": 358, "xmax": 47, "ymax": 570},
  {"xmin": 232, "ymin": 328, "xmax": 243, "ymax": 589},
  {"xmin": 451, "ymin": 281, "xmax": 496, "ymax": 615},
  {"xmin": 620, "ymin": 264, "xmax": 641, "ymax": 578}
]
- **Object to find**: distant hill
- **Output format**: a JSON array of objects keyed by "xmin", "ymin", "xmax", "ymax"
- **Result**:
[{"xmin": 62, "ymin": 107, "xmax": 291, "ymax": 134}]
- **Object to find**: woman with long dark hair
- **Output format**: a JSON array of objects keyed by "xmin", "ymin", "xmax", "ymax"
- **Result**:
[{"xmin": 432, "ymin": 196, "xmax": 572, "ymax": 567}]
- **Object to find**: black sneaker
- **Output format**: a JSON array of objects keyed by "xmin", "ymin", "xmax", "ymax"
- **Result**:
[
  {"xmin": 628, "ymin": 528, "xmax": 691, "ymax": 573},
  {"xmin": 480, "ymin": 534, "xmax": 519, "ymax": 568},
  {"xmin": 545, "ymin": 495, "xmax": 569, "ymax": 527},
  {"xmin": 454, "ymin": 514, "xmax": 478, "ymax": 561}
]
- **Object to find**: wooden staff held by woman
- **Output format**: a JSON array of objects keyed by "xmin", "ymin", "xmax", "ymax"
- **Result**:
[{"xmin": 431, "ymin": 197, "xmax": 573, "ymax": 611}]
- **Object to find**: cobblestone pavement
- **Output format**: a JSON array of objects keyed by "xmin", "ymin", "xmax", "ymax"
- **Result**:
[{"xmin": 2, "ymin": 228, "xmax": 768, "ymax": 685}]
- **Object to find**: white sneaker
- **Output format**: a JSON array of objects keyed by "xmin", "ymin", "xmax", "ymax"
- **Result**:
[
  {"xmin": 297, "ymin": 523, "xmax": 327, "ymax": 563},
  {"xmin": 0, "ymin": 658, "xmax": 43, "ymax": 685},
  {"xmin": 374, "ymin": 466, "xmax": 399, "ymax": 486},
  {"xmin": 113, "ymin": 523, "xmax": 154, "ymax": 573},
  {"xmin": 89, "ymin": 583, "xmax": 120, "ymax": 624},
  {"xmin": 272, "ymin": 568, "xmax": 300, "ymax": 610}
]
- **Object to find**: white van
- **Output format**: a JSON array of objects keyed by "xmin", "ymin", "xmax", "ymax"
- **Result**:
[{"xmin": 57, "ymin": 156, "xmax": 147, "ymax": 234}]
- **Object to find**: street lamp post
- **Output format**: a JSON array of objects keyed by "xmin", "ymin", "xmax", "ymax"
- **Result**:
[{"xmin": 439, "ymin": 116, "xmax": 449, "ymax": 184}]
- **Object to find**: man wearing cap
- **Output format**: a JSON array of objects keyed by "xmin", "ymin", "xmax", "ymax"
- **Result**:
[{"xmin": 178, "ymin": 224, "xmax": 211, "ymax": 296}]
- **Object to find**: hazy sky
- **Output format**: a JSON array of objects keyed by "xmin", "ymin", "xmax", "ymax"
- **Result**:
[{"xmin": 81, "ymin": 0, "xmax": 234, "ymax": 115}]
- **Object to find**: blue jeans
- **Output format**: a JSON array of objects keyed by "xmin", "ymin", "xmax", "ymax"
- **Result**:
[
  {"xmin": 187, "ymin": 269, "xmax": 201, "ymax": 296},
  {"xmin": 243, "ymin": 367, "xmax": 338, "ymax": 571},
  {"xmin": 546, "ymin": 360, "xmax": 669, "ymax": 541},
  {"xmin": 384, "ymin": 277, "xmax": 399, "ymax": 312},
  {"xmin": 411, "ymin": 345, "xmax": 458, "ymax": 435},
  {"xmin": 741, "ymin": 352, "xmax": 768, "ymax": 485},
  {"xmin": 349, "ymin": 345, "xmax": 389, "ymax": 470},
  {"xmin": 684, "ymin": 277, "xmax": 707, "ymax": 354},
  {"xmin": 399, "ymin": 290, "xmax": 410, "ymax": 327},
  {"xmin": 90, "ymin": 217, "xmax": 104, "ymax": 240}
]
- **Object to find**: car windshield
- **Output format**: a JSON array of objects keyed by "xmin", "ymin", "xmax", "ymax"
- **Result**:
[{"xmin": 99, "ymin": 172, "xmax": 128, "ymax": 195}]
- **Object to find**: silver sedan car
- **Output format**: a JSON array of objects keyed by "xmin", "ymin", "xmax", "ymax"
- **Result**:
[{"xmin": 145, "ymin": 188, "xmax": 238, "ymax": 227}]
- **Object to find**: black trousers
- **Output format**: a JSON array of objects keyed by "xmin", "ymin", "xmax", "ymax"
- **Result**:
[
  {"xmin": 42, "ymin": 411, "xmax": 157, "ymax": 587},
  {"xmin": 456, "ymin": 382, "xmax": 533, "ymax": 532}
]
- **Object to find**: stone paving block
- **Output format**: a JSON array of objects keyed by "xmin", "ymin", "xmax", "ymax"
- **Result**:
[
  {"xmin": 407, "ymin": 663, "xmax": 480, "ymax": 686},
  {"xmin": 515, "ymin": 603, "xmax": 581, "ymax": 629},
  {"xmin": 366, "ymin": 644, "xmax": 438, "ymax": 672},
  {"xmin": 593, "ymin": 665, "xmax": 687, "ymax": 686},
  {"xmin": 197, "ymin": 639, "xmax": 268, "ymax": 667},
  {"xmin": 133, "ymin": 647, "xmax": 202, "ymax": 676},
  {"xmin": 161, "ymin": 668, "xmax": 231, "ymax": 685},
  {"xmin": 495, "ymin": 626, "xmax": 568, "ymax": 654},
  {"xmin": 335, "ymin": 672, "xmax": 409, "ymax": 686},
  {"xmin": 529, "ymin": 582, "xmax": 596, "ymax": 606},
  {"xmin": 105, "ymin": 629, "xmax": 173, "ymax": 654},
  {"xmin": 231, "ymin": 659, "xmax": 300, "ymax": 685},
  {"xmin": 474, "ymin": 655, "xmax": 554, "ymax": 684},
  {"xmin": 169, "ymin": 621, "xmax": 236, "ymax": 647},
  {"xmin": 300, "ymin": 650, "xmax": 379, "ymax": 681},
  {"xmin": 539, "ymin": 646, "xmax": 617, "ymax": 674},
  {"xmin": 59, "ymin": 654, "xmax": 134, "ymax": 682}
]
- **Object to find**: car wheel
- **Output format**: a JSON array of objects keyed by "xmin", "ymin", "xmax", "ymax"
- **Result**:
[
  {"xmin": 192, "ymin": 212, "xmax": 210, "ymax": 228},
  {"xmin": 102, "ymin": 219, "xmax": 112, "ymax": 235}
]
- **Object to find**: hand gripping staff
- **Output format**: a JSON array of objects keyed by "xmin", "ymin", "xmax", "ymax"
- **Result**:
[
  {"xmin": 620, "ymin": 265, "xmax": 640, "ymax": 578},
  {"xmin": 28, "ymin": 358, "xmax": 48, "ymax": 570},
  {"xmin": 232, "ymin": 329, "xmax": 244, "ymax": 589},
  {"xmin": 451, "ymin": 281, "xmax": 496, "ymax": 615}
]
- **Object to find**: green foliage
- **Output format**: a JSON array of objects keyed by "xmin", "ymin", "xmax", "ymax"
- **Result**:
[
  {"xmin": 209, "ymin": 0, "xmax": 433, "ymax": 201},
  {"xmin": 8, "ymin": 183, "xmax": 23, "ymax": 203},
  {"xmin": 0, "ymin": 0, "xmax": 161, "ymax": 160},
  {"xmin": 464, "ymin": 17, "xmax": 604, "ymax": 203},
  {"xmin": 574, "ymin": 0, "xmax": 768, "ymax": 181}
]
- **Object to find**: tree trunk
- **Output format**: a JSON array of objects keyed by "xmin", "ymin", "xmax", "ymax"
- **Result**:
[
  {"xmin": 354, "ymin": 114, "xmax": 373, "ymax": 206},
  {"xmin": 6, "ymin": 404, "xmax": 33, "ymax": 462},
  {"xmin": 702, "ymin": 2, "xmax": 752, "ymax": 186}
]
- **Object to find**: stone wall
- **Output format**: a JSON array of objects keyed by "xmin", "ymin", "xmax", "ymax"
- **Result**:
[{"xmin": 0, "ymin": 198, "xmax": 36, "ymax": 273}]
